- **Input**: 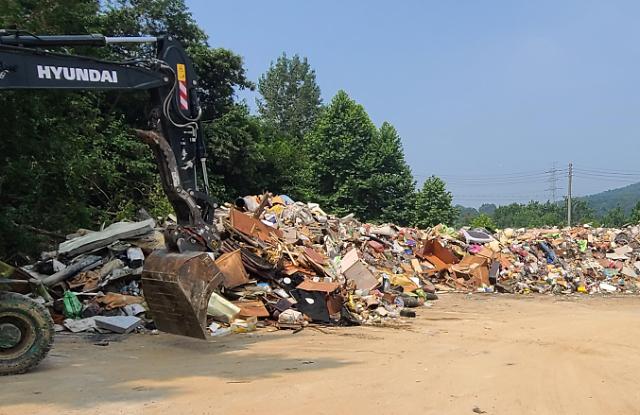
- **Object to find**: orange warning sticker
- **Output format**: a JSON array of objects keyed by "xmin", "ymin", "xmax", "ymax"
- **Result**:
[{"xmin": 177, "ymin": 64, "xmax": 186, "ymax": 82}]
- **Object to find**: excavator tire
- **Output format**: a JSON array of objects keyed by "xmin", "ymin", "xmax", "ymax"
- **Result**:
[{"xmin": 0, "ymin": 291, "xmax": 54, "ymax": 375}]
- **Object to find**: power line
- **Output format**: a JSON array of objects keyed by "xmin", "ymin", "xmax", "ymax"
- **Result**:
[
  {"xmin": 453, "ymin": 193, "xmax": 554, "ymax": 201},
  {"xmin": 573, "ymin": 174, "xmax": 640, "ymax": 183},
  {"xmin": 573, "ymin": 172, "xmax": 640, "ymax": 179},
  {"xmin": 415, "ymin": 165, "xmax": 640, "ymax": 181},
  {"xmin": 438, "ymin": 175, "xmax": 563, "ymax": 185},
  {"xmin": 454, "ymin": 198, "xmax": 553, "ymax": 202},
  {"xmin": 412, "ymin": 169, "xmax": 566, "ymax": 180},
  {"xmin": 573, "ymin": 168, "xmax": 640, "ymax": 175},
  {"xmin": 453, "ymin": 193, "xmax": 553, "ymax": 198}
]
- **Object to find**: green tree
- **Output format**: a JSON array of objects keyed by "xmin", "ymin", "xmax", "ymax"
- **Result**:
[
  {"xmin": 492, "ymin": 201, "xmax": 561, "ymax": 228},
  {"xmin": 257, "ymin": 53, "xmax": 322, "ymax": 140},
  {"xmin": 568, "ymin": 198, "xmax": 597, "ymax": 225},
  {"xmin": 455, "ymin": 205, "xmax": 479, "ymax": 228},
  {"xmin": 253, "ymin": 53, "xmax": 324, "ymax": 201},
  {"xmin": 193, "ymin": 48, "xmax": 255, "ymax": 120},
  {"xmin": 367, "ymin": 123, "xmax": 416, "ymax": 225},
  {"xmin": 490, "ymin": 199, "xmax": 598, "ymax": 228},
  {"xmin": 630, "ymin": 201, "xmax": 640, "ymax": 223},
  {"xmin": 101, "ymin": 0, "xmax": 207, "ymax": 47},
  {"xmin": 1, "ymin": 0, "xmax": 100, "ymax": 34},
  {"xmin": 253, "ymin": 121, "xmax": 312, "ymax": 200},
  {"xmin": 602, "ymin": 205, "xmax": 627, "ymax": 227},
  {"xmin": 306, "ymin": 91, "xmax": 415, "ymax": 222},
  {"xmin": 478, "ymin": 203, "xmax": 497, "ymax": 215},
  {"xmin": 306, "ymin": 91, "xmax": 379, "ymax": 219},
  {"xmin": 413, "ymin": 176, "xmax": 458, "ymax": 228},
  {"xmin": 204, "ymin": 104, "xmax": 264, "ymax": 202},
  {"xmin": 0, "ymin": 1, "xmax": 105, "ymax": 259},
  {"xmin": 470, "ymin": 213, "xmax": 496, "ymax": 232}
]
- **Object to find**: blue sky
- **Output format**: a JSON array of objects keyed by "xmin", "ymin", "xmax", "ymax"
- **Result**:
[{"xmin": 185, "ymin": 0, "xmax": 640, "ymax": 207}]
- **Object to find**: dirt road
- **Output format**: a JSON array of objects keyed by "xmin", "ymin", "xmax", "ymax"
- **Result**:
[{"xmin": 2, "ymin": 294, "xmax": 640, "ymax": 415}]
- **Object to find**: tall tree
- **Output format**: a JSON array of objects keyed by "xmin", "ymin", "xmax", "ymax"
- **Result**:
[
  {"xmin": 413, "ymin": 176, "xmax": 458, "ymax": 228},
  {"xmin": 257, "ymin": 53, "xmax": 322, "ymax": 140},
  {"xmin": 306, "ymin": 91, "xmax": 378, "ymax": 219},
  {"xmin": 306, "ymin": 91, "xmax": 416, "ymax": 223},
  {"xmin": 366, "ymin": 122, "xmax": 416, "ymax": 225}
]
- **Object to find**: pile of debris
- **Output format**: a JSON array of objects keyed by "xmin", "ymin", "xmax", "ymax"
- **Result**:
[
  {"xmin": 9, "ymin": 194, "xmax": 640, "ymax": 337},
  {"xmin": 5, "ymin": 218, "xmax": 165, "ymax": 334},
  {"xmin": 388, "ymin": 222, "xmax": 640, "ymax": 295},
  {"xmin": 491, "ymin": 226, "xmax": 640, "ymax": 294},
  {"xmin": 211, "ymin": 195, "xmax": 440, "ymax": 333},
  {"xmin": 8, "ymin": 196, "xmax": 440, "ymax": 336}
]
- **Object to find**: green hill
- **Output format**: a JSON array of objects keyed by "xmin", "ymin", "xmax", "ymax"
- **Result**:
[{"xmin": 578, "ymin": 182, "xmax": 640, "ymax": 216}]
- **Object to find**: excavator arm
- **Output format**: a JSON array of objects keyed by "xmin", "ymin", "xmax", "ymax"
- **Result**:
[{"xmin": 0, "ymin": 31, "xmax": 223, "ymax": 339}]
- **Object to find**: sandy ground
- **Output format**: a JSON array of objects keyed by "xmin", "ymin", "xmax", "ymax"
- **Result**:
[{"xmin": 2, "ymin": 294, "xmax": 640, "ymax": 415}]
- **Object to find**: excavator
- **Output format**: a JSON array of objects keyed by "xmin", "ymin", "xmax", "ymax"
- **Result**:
[{"xmin": 0, "ymin": 31, "xmax": 225, "ymax": 375}]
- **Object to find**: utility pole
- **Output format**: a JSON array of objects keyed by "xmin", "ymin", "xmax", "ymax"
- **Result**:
[{"xmin": 567, "ymin": 162, "xmax": 573, "ymax": 227}]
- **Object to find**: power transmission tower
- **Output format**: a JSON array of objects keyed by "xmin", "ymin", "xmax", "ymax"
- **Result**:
[{"xmin": 546, "ymin": 162, "xmax": 559, "ymax": 202}]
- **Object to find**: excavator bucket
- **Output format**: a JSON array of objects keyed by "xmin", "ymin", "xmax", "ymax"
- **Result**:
[{"xmin": 142, "ymin": 250, "xmax": 223, "ymax": 339}]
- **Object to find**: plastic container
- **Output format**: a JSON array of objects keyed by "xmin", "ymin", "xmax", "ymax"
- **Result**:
[
  {"xmin": 207, "ymin": 292, "xmax": 240, "ymax": 322},
  {"xmin": 63, "ymin": 291, "xmax": 83, "ymax": 319}
]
